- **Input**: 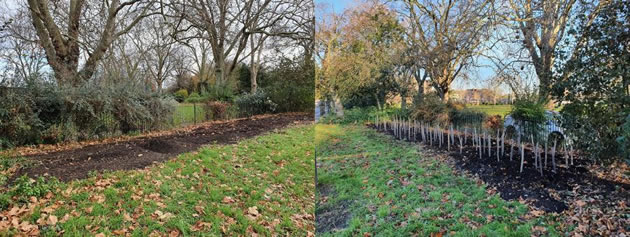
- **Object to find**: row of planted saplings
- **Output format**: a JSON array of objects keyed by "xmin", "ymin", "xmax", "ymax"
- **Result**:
[{"xmin": 373, "ymin": 116, "xmax": 575, "ymax": 175}]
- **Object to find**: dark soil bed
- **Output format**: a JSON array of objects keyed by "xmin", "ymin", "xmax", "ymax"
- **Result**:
[
  {"xmin": 10, "ymin": 113, "xmax": 312, "ymax": 182},
  {"xmin": 370, "ymin": 124, "xmax": 630, "ymax": 214}
]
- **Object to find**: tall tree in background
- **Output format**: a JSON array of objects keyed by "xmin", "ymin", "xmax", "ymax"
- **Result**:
[
  {"xmin": 321, "ymin": 2, "xmax": 401, "ymax": 109},
  {"xmin": 141, "ymin": 15, "xmax": 180, "ymax": 93},
  {"xmin": 169, "ymin": 0, "xmax": 310, "ymax": 89},
  {"xmin": 400, "ymin": 0, "xmax": 494, "ymax": 101},
  {"xmin": 0, "ymin": 10, "xmax": 48, "ymax": 85},
  {"xmin": 505, "ymin": 0, "xmax": 609, "ymax": 99},
  {"xmin": 25, "ymin": 0, "xmax": 158, "ymax": 86}
]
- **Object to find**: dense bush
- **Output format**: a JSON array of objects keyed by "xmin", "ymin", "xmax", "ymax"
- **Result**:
[
  {"xmin": 262, "ymin": 58, "xmax": 315, "ymax": 112},
  {"xmin": 235, "ymin": 89, "xmax": 278, "ymax": 117},
  {"xmin": 410, "ymin": 94, "xmax": 449, "ymax": 124},
  {"xmin": 509, "ymin": 98, "xmax": 547, "ymax": 123},
  {"xmin": 484, "ymin": 115, "xmax": 503, "ymax": 130},
  {"xmin": 185, "ymin": 92, "xmax": 202, "ymax": 103},
  {"xmin": 409, "ymin": 94, "xmax": 487, "ymax": 127},
  {"xmin": 0, "ymin": 90, "xmax": 44, "ymax": 146},
  {"xmin": 204, "ymin": 101, "xmax": 231, "ymax": 120},
  {"xmin": 0, "ymin": 82, "xmax": 176, "ymax": 148},
  {"xmin": 550, "ymin": 0, "xmax": 629, "ymax": 163},
  {"xmin": 173, "ymin": 89, "xmax": 189, "ymax": 102}
]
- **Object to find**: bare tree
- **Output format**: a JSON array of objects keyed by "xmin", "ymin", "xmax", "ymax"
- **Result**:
[
  {"xmin": 25, "ymin": 0, "xmax": 158, "ymax": 86},
  {"xmin": 169, "ymin": 0, "xmax": 312, "ymax": 89},
  {"xmin": 0, "ymin": 9, "xmax": 49, "ymax": 85},
  {"xmin": 399, "ymin": 0, "xmax": 495, "ymax": 101},
  {"xmin": 139, "ymin": 15, "xmax": 179, "ymax": 93}
]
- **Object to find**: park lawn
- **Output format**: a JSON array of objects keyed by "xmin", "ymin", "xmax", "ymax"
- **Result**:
[
  {"xmin": 174, "ymin": 103, "xmax": 207, "ymax": 126},
  {"xmin": 1, "ymin": 125, "xmax": 315, "ymax": 236},
  {"xmin": 467, "ymin": 104, "xmax": 512, "ymax": 116},
  {"xmin": 315, "ymin": 124, "xmax": 560, "ymax": 236}
]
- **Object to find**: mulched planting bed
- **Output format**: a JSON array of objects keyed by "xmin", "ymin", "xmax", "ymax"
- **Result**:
[
  {"xmin": 9, "ymin": 113, "xmax": 312, "ymax": 182},
  {"xmin": 370, "ymin": 124, "xmax": 630, "ymax": 235}
]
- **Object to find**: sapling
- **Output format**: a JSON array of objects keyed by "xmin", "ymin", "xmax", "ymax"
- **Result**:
[
  {"xmin": 421, "ymin": 124, "xmax": 426, "ymax": 142},
  {"xmin": 570, "ymin": 144, "xmax": 574, "ymax": 165},
  {"xmin": 562, "ymin": 143, "xmax": 569, "ymax": 168},
  {"xmin": 435, "ymin": 124, "xmax": 444, "ymax": 148},
  {"xmin": 415, "ymin": 121, "xmax": 419, "ymax": 142},
  {"xmin": 536, "ymin": 142, "xmax": 543, "ymax": 176},
  {"xmin": 531, "ymin": 135, "xmax": 537, "ymax": 169},
  {"xmin": 479, "ymin": 133, "xmax": 482, "ymax": 159},
  {"xmin": 496, "ymin": 129, "xmax": 500, "ymax": 161},
  {"xmin": 429, "ymin": 126, "xmax": 433, "ymax": 146},
  {"xmin": 544, "ymin": 140, "xmax": 548, "ymax": 169},
  {"xmin": 487, "ymin": 131, "xmax": 491, "ymax": 157},
  {"xmin": 447, "ymin": 127, "xmax": 451, "ymax": 151},
  {"xmin": 552, "ymin": 139, "xmax": 557, "ymax": 172},
  {"xmin": 459, "ymin": 132, "xmax": 463, "ymax": 154},
  {"xmin": 464, "ymin": 127, "xmax": 468, "ymax": 144},
  {"xmin": 510, "ymin": 137, "xmax": 514, "ymax": 161},
  {"xmin": 407, "ymin": 120, "xmax": 411, "ymax": 141},
  {"xmin": 520, "ymin": 140, "xmax": 525, "ymax": 173},
  {"xmin": 501, "ymin": 129, "xmax": 505, "ymax": 156}
]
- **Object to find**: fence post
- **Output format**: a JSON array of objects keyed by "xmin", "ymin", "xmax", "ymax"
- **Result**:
[{"xmin": 194, "ymin": 103, "xmax": 197, "ymax": 125}]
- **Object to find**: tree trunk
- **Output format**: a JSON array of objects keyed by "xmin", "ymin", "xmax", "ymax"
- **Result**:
[
  {"xmin": 374, "ymin": 92, "xmax": 382, "ymax": 110},
  {"xmin": 413, "ymin": 70, "xmax": 427, "ymax": 105}
]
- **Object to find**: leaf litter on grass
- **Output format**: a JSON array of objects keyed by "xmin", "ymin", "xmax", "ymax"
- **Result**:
[
  {"xmin": 315, "ymin": 124, "xmax": 561, "ymax": 236},
  {"xmin": 1, "ymin": 124, "xmax": 315, "ymax": 236}
]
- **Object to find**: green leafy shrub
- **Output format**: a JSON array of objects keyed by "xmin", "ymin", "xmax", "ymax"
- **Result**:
[
  {"xmin": 204, "ymin": 84, "xmax": 236, "ymax": 102},
  {"xmin": 11, "ymin": 176, "xmax": 60, "ymax": 203},
  {"xmin": 411, "ymin": 94, "xmax": 450, "ymax": 125},
  {"xmin": 185, "ymin": 92, "xmax": 202, "ymax": 103},
  {"xmin": 173, "ymin": 89, "xmax": 189, "ymax": 102},
  {"xmin": 0, "ymin": 89, "xmax": 45, "ymax": 147},
  {"xmin": 262, "ymin": 58, "xmax": 315, "ymax": 112},
  {"xmin": 551, "ymin": 0, "xmax": 629, "ymax": 163},
  {"xmin": 509, "ymin": 98, "xmax": 546, "ymax": 122},
  {"xmin": 235, "ymin": 89, "xmax": 278, "ymax": 117},
  {"xmin": 0, "ymin": 81, "xmax": 176, "ymax": 148}
]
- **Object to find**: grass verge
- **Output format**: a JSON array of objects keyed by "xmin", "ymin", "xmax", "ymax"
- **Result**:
[
  {"xmin": 467, "ymin": 104, "xmax": 512, "ymax": 116},
  {"xmin": 1, "ymin": 124, "xmax": 315, "ymax": 236},
  {"xmin": 315, "ymin": 124, "xmax": 560, "ymax": 236}
]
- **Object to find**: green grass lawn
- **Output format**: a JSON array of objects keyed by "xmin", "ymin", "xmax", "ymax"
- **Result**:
[
  {"xmin": 1, "ymin": 125, "xmax": 315, "ymax": 236},
  {"xmin": 466, "ymin": 104, "xmax": 513, "ymax": 116},
  {"xmin": 315, "ymin": 124, "xmax": 559, "ymax": 236},
  {"xmin": 174, "ymin": 103, "xmax": 207, "ymax": 126}
]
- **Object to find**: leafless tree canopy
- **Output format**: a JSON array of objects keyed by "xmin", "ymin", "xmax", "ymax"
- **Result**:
[{"xmin": 398, "ymin": 0, "xmax": 496, "ymax": 101}]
